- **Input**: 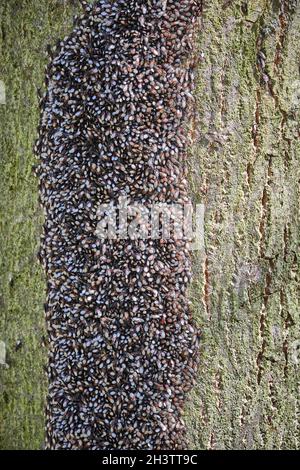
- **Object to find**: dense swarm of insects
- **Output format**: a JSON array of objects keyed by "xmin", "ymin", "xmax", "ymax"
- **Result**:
[{"xmin": 35, "ymin": 0, "xmax": 201, "ymax": 450}]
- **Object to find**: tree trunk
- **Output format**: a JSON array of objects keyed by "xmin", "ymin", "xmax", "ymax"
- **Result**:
[
  {"xmin": 0, "ymin": 0, "xmax": 78, "ymax": 450},
  {"xmin": 185, "ymin": 0, "xmax": 300, "ymax": 450},
  {"xmin": 0, "ymin": 0, "xmax": 299, "ymax": 450}
]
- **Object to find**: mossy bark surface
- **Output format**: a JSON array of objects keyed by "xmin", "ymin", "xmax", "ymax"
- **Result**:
[
  {"xmin": 185, "ymin": 0, "xmax": 300, "ymax": 450},
  {"xmin": 0, "ymin": 0, "xmax": 299, "ymax": 450},
  {"xmin": 0, "ymin": 0, "xmax": 77, "ymax": 450}
]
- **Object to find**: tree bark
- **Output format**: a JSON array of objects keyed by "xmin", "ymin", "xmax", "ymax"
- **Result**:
[
  {"xmin": 0, "ymin": 0, "xmax": 78, "ymax": 450},
  {"xmin": 185, "ymin": 0, "xmax": 300, "ymax": 450},
  {"xmin": 0, "ymin": 0, "xmax": 299, "ymax": 450}
]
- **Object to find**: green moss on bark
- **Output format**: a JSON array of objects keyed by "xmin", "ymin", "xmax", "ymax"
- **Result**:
[
  {"xmin": 0, "ymin": 0, "xmax": 78, "ymax": 450},
  {"xmin": 185, "ymin": 0, "xmax": 300, "ymax": 450}
]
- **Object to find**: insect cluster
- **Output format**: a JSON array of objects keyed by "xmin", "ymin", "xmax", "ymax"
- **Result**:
[{"xmin": 35, "ymin": 0, "xmax": 201, "ymax": 450}]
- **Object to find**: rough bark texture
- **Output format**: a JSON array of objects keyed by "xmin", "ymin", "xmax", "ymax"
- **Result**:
[
  {"xmin": 0, "ymin": 0, "xmax": 78, "ymax": 450},
  {"xmin": 185, "ymin": 0, "xmax": 300, "ymax": 450},
  {"xmin": 0, "ymin": 0, "xmax": 299, "ymax": 450}
]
